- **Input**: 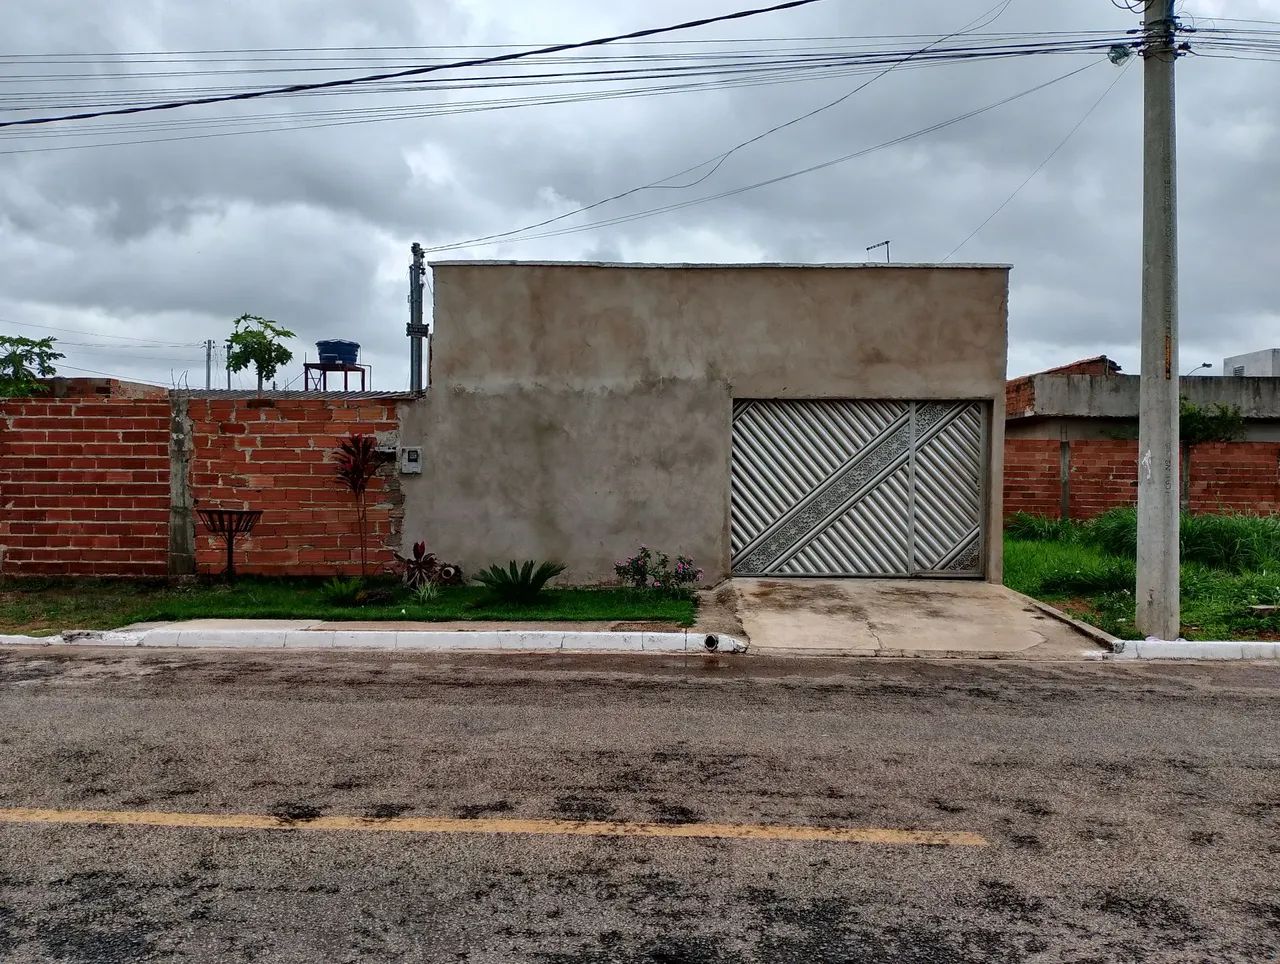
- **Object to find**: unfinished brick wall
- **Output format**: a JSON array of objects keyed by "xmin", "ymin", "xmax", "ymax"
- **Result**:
[
  {"xmin": 1005, "ymin": 355, "xmax": 1122, "ymax": 418},
  {"xmin": 1004, "ymin": 439, "xmax": 1280, "ymax": 520},
  {"xmin": 0, "ymin": 397, "xmax": 171, "ymax": 576},
  {"xmin": 187, "ymin": 397, "xmax": 402, "ymax": 576},
  {"xmin": 1189, "ymin": 443, "xmax": 1280, "ymax": 513},
  {"xmin": 1003, "ymin": 439, "xmax": 1061, "ymax": 517},
  {"xmin": 1066, "ymin": 440, "xmax": 1139, "ymax": 519}
]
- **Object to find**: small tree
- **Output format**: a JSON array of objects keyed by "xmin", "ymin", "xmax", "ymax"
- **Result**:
[
  {"xmin": 227, "ymin": 314, "xmax": 294, "ymax": 390},
  {"xmin": 0, "ymin": 336, "xmax": 64, "ymax": 397},
  {"xmin": 333, "ymin": 433, "xmax": 381, "ymax": 578}
]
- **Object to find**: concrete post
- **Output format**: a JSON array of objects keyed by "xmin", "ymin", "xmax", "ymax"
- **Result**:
[
  {"xmin": 408, "ymin": 243, "xmax": 426, "ymax": 393},
  {"xmin": 1058, "ymin": 438, "xmax": 1071, "ymax": 520},
  {"xmin": 1136, "ymin": 0, "xmax": 1180, "ymax": 639},
  {"xmin": 167, "ymin": 396, "xmax": 197, "ymax": 578}
]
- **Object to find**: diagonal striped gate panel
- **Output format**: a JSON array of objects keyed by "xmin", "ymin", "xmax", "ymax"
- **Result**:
[
  {"xmin": 912, "ymin": 402, "xmax": 985, "ymax": 575},
  {"xmin": 730, "ymin": 399, "xmax": 986, "ymax": 577}
]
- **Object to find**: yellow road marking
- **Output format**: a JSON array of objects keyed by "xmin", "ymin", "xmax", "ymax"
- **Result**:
[{"xmin": 0, "ymin": 807, "xmax": 986, "ymax": 846}]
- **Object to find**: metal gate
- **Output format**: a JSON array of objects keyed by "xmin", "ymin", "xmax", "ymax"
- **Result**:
[{"xmin": 730, "ymin": 400, "xmax": 986, "ymax": 577}]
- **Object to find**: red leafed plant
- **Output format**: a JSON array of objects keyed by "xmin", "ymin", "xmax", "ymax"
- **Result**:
[
  {"xmin": 332, "ymin": 433, "xmax": 381, "ymax": 578},
  {"xmin": 393, "ymin": 541, "xmax": 463, "ymax": 590}
]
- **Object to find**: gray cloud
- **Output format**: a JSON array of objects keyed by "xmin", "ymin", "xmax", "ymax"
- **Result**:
[{"xmin": 1, "ymin": 0, "xmax": 1278, "ymax": 389}]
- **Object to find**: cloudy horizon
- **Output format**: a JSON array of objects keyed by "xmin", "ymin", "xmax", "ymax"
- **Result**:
[{"xmin": 1, "ymin": 0, "xmax": 1277, "ymax": 390}]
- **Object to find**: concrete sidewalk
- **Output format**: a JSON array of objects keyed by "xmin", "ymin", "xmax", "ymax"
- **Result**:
[{"xmin": 729, "ymin": 578, "xmax": 1105, "ymax": 659}]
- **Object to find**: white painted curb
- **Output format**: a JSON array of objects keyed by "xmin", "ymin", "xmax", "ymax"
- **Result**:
[
  {"xmin": 1109, "ymin": 638, "xmax": 1280, "ymax": 660},
  {"xmin": 0, "ymin": 628, "xmax": 748, "ymax": 655},
  {"xmin": 0, "ymin": 633, "xmax": 65, "ymax": 646}
]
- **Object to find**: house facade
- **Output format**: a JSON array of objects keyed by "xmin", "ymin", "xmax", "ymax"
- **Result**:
[
  {"xmin": 401, "ymin": 261, "xmax": 1010, "ymax": 584},
  {"xmin": 1, "ymin": 262, "xmax": 1011, "ymax": 583}
]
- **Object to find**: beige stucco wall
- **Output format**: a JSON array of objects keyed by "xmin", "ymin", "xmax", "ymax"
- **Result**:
[{"xmin": 403, "ymin": 262, "xmax": 1009, "ymax": 584}]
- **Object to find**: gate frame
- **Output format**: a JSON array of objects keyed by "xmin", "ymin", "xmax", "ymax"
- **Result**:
[{"xmin": 727, "ymin": 397, "xmax": 994, "ymax": 580}]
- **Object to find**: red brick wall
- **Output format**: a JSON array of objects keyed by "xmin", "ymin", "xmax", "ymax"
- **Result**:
[
  {"xmin": 1067, "ymin": 440, "xmax": 1139, "ymax": 518},
  {"xmin": 1005, "ymin": 356, "xmax": 1121, "ymax": 418},
  {"xmin": 1189, "ymin": 443, "xmax": 1280, "ymax": 513},
  {"xmin": 1003, "ymin": 439, "xmax": 1060, "ymax": 516},
  {"xmin": 1005, "ymin": 377, "xmax": 1036, "ymax": 419},
  {"xmin": 1004, "ymin": 439, "xmax": 1280, "ymax": 520},
  {"xmin": 187, "ymin": 397, "xmax": 402, "ymax": 576},
  {"xmin": 0, "ymin": 397, "xmax": 171, "ymax": 576},
  {"xmin": 41, "ymin": 377, "xmax": 169, "ymax": 400}
]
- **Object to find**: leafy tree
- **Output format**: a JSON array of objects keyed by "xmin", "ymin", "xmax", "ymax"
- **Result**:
[
  {"xmin": 227, "ymin": 314, "xmax": 295, "ymax": 390},
  {"xmin": 0, "ymin": 335, "xmax": 64, "ymax": 397}
]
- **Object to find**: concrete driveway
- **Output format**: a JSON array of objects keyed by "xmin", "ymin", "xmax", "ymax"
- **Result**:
[{"xmin": 731, "ymin": 578, "xmax": 1103, "ymax": 658}]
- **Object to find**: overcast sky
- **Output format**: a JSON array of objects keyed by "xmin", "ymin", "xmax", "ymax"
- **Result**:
[{"xmin": 1, "ymin": 0, "xmax": 1277, "ymax": 389}]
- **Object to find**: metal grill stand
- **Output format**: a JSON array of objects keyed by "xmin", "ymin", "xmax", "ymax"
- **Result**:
[{"xmin": 196, "ymin": 508, "xmax": 263, "ymax": 582}]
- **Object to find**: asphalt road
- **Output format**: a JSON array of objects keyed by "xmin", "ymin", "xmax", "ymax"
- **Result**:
[{"xmin": 0, "ymin": 647, "xmax": 1277, "ymax": 963}]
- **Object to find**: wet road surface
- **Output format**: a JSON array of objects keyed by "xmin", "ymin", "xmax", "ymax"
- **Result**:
[{"xmin": 0, "ymin": 647, "xmax": 1277, "ymax": 962}]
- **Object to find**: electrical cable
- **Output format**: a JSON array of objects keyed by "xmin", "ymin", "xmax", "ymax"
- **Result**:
[
  {"xmin": 48, "ymin": 341, "xmax": 205, "ymax": 349},
  {"xmin": 54, "ymin": 362, "xmax": 167, "ymax": 382},
  {"xmin": 424, "ymin": 60, "xmax": 1100, "ymax": 252},
  {"xmin": 0, "ymin": 41, "xmax": 1130, "ymax": 156},
  {"xmin": 941, "ymin": 57, "xmax": 1133, "ymax": 262},
  {"xmin": 0, "ymin": 0, "xmax": 831, "ymax": 129},
  {"xmin": 421, "ymin": 0, "xmax": 1023, "ymax": 254},
  {"xmin": 0, "ymin": 317, "xmax": 205, "ymax": 344},
  {"xmin": 0, "ymin": 31, "xmax": 1140, "ymax": 59},
  {"xmin": 0, "ymin": 37, "xmax": 1130, "ymax": 120}
]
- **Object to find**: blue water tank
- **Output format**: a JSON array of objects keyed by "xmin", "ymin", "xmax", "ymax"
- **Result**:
[{"xmin": 315, "ymin": 339, "xmax": 359, "ymax": 366}]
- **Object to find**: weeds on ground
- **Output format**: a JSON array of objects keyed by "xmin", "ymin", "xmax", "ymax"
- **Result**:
[
  {"xmin": 1005, "ymin": 514, "xmax": 1280, "ymax": 640},
  {"xmin": 1005, "ymin": 507, "xmax": 1280, "ymax": 573}
]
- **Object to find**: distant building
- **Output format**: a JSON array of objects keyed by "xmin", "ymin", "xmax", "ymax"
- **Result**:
[
  {"xmin": 1006, "ymin": 354, "xmax": 1280, "ymax": 442},
  {"xmin": 1004, "ymin": 355, "xmax": 1280, "ymax": 520},
  {"xmin": 1223, "ymin": 349, "xmax": 1280, "ymax": 378}
]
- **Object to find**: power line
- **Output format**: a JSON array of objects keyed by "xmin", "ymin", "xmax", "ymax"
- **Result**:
[
  {"xmin": 425, "ymin": 60, "xmax": 1100, "ymax": 252},
  {"xmin": 941, "ymin": 57, "xmax": 1133, "ymax": 262},
  {"xmin": 60, "ymin": 348, "xmax": 207, "ymax": 364},
  {"xmin": 0, "ymin": 317, "xmax": 204, "ymax": 344},
  {"xmin": 0, "ymin": 37, "xmax": 1128, "ymax": 122},
  {"xmin": 0, "ymin": 41, "xmax": 1129, "ymax": 156},
  {"xmin": 422, "ymin": 0, "xmax": 1023, "ymax": 255},
  {"xmin": 50, "ymin": 340, "xmax": 205, "ymax": 349},
  {"xmin": 0, "ymin": 31, "xmax": 1136, "ymax": 59},
  {"xmin": 0, "ymin": 0, "xmax": 831, "ymax": 129},
  {"xmin": 54, "ymin": 362, "xmax": 167, "ymax": 383}
]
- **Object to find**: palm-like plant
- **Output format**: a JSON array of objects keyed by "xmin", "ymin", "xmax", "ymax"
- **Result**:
[
  {"xmin": 473, "ymin": 560, "xmax": 567, "ymax": 605},
  {"xmin": 332, "ymin": 433, "xmax": 381, "ymax": 577}
]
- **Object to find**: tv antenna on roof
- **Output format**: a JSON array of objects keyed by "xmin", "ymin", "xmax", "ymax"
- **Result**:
[{"xmin": 866, "ymin": 240, "xmax": 891, "ymax": 263}]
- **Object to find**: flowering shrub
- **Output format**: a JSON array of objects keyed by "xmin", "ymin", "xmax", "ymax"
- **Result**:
[{"xmin": 614, "ymin": 546, "xmax": 703, "ymax": 596}]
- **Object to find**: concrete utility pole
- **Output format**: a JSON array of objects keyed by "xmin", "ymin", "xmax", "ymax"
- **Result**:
[
  {"xmin": 1136, "ymin": 0, "xmax": 1181, "ymax": 639},
  {"xmin": 204, "ymin": 339, "xmax": 214, "ymax": 389},
  {"xmin": 407, "ymin": 243, "xmax": 427, "ymax": 393}
]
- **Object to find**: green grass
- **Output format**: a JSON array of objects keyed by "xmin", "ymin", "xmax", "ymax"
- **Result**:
[
  {"xmin": 1006, "ymin": 508, "xmax": 1280, "ymax": 572},
  {"xmin": 0, "ymin": 577, "xmax": 697, "ymax": 637},
  {"xmin": 1005, "ymin": 510, "xmax": 1280, "ymax": 640}
]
